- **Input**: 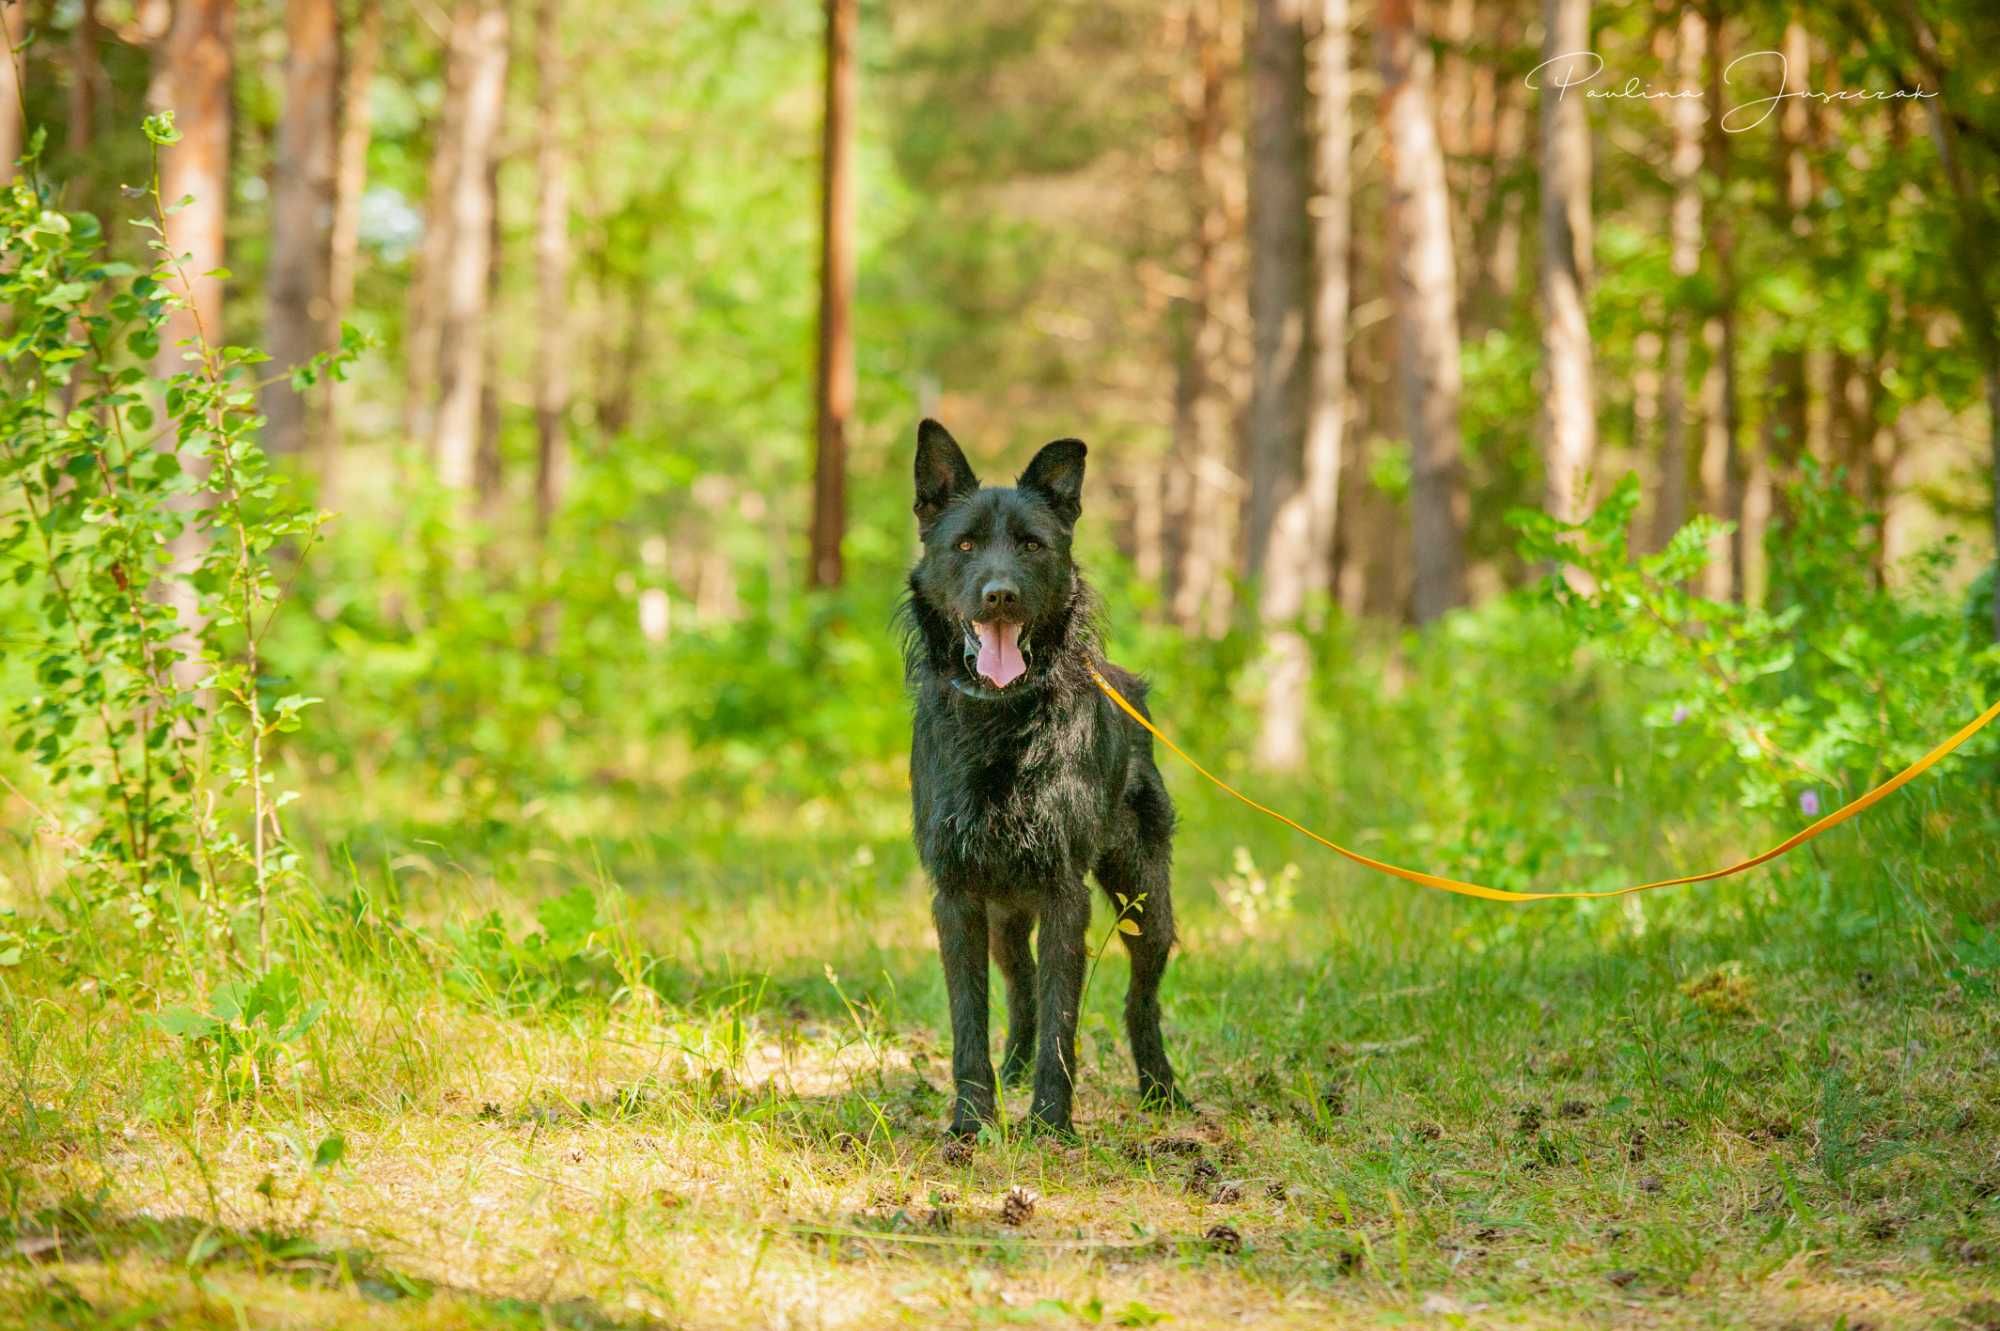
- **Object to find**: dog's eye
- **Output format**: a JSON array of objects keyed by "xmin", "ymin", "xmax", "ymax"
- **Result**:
[
  {"xmin": 956, "ymin": 539, "xmax": 975, "ymax": 552},
  {"xmin": 1022, "ymin": 540, "xmax": 1041, "ymax": 553}
]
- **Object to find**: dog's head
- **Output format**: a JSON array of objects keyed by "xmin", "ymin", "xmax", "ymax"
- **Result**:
[{"xmin": 908, "ymin": 418, "xmax": 1086, "ymax": 695}]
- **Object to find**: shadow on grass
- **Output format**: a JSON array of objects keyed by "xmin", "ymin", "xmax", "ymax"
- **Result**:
[{"xmin": 3, "ymin": 1194, "xmax": 671, "ymax": 1330}]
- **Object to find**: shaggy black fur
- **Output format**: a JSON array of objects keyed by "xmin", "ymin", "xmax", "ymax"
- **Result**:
[{"xmin": 899, "ymin": 418, "xmax": 1181, "ymax": 1138}]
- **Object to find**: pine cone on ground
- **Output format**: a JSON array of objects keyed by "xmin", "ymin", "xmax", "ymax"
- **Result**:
[{"xmin": 1000, "ymin": 1185, "xmax": 1037, "ymax": 1226}]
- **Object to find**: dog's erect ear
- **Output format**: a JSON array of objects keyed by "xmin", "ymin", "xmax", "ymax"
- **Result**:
[
  {"xmin": 1017, "ymin": 438, "xmax": 1087, "ymax": 526},
  {"xmin": 914, "ymin": 419, "xmax": 979, "ymax": 534}
]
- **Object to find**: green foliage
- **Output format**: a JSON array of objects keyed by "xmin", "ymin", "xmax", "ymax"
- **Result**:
[
  {"xmin": 148, "ymin": 962, "xmax": 326, "ymax": 1101},
  {"xmin": 0, "ymin": 178, "xmax": 197, "ymax": 906},
  {"xmin": 0, "ymin": 123, "xmax": 354, "ymax": 962},
  {"xmin": 1513, "ymin": 469, "xmax": 1999, "ymax": 819},
  {"xmin": 440, "ymin": 887, "xmax": 619, "ymax": 1013}
]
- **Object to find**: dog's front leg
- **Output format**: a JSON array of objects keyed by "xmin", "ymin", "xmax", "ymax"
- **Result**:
[
  {"xmin": 933, "ymin": 889, "xmax": 995, "ymax": 1136},
  {"xmin": 1029, "ymin": 883, "xmax": 1090, "ymax": 1137}
]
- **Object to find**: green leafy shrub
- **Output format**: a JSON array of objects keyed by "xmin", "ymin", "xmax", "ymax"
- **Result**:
[
  {"xmin": 440, "ymin": 885, "xmax": 618, "ymax": 1012},
  {"xmin": 148, "ymin": 962, "xmax": 327, "ymax": 1099},
  {"xmin": 0, "ymin": 116, "xmax": 353, "ymax": 956},
  {"xmin": 1512, "ymin": 468, "xmax": 1999, "ymax": 820}
]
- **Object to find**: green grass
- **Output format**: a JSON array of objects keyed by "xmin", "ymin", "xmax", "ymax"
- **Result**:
[{"xmin": 4, "ymin": 771, "xmax": 2000, "ymax": 1330}]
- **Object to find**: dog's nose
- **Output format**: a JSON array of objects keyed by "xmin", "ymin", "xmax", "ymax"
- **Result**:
[{"xmin": 981, "ymin": 580, "xmax": 1020, "ymax": 612}]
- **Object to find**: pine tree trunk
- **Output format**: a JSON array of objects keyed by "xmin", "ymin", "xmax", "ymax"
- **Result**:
[
  {"xmin": 1650, "ymin": 5, "xmax": 1703, "ymax": 551},
  {"xmin": 1132, "ymin": 466, "xmax": 1164, "ymax": 588},
  {"xmin": 1464, "ymin": 4, "xmax": 1525, "ymax": 334},
  {"xmin": 1304, "ymin": 0, "xmax": 1349, "ymax": 603},
  {"xmin": 1899, "ymin": 2, "xmax": 2000, "ymax": 641},
  {"xmin": 598, "ymin": 272, "xmax": 646, "ymax": 436},
  {"xmin": 1434, "ymin": 0, "xmax": 1475, "ymax": 300},
  {"xmin": 430, "ymin": 0, "xmax": 508, "ymax": 495},
  {"xmin": 150, "ymin": 9, "xmax": 230, "ymax": 354},
  {"xmin": 69, "ymin": 0, "xmax": 103, "ymax": 162},
  {"xmin": 1537, "ymin": 0, "xmax": 1595, "ymax": 524},
  {"xmin": 59, "ymin": 1, "xmax": 106, "ymax": 416},
  {"xmin": 328, "ymin": 1, "xmax": 379, "ymax": 326},
  {"xmin": 0, "ymin": 2, "xmax": 26, "ymax": 174},
  {"xmin": 1377, "ymin": 0, "xmax": 1467, "ymax": 623},
  {"xmin": 262, "ymin": 0, "xmax": 341, "ymax": 461},
  {"xmin": 475, "ymin": 157, "xmax": 502, "ymax": 511},
  {"xmin": 1703, "ymin": 4, "xmax": 1744, "ymax": 600},
  {"xmin": 324, "ymin": 0, "xmax": 381, "ymax": 500},
  {"xmin": 1165, "ymin": 294, "xmax": 1196, "ymax": 612},
  {"xmin": 1763, "ymin": 19, "xmax": 1812, "ymax": 551},
  {"xmin": 152, "ymin": 0, "xmax": 234, "ymax": 691},
  {"xmin": 1246, "ymin": 0, "xmax": 1313, "ymax": 770},
  {"xmin": 533, "ymin": 0, "xmax": 568, "ymax": 539},
  {"xmin": 1245, "ymin": 0, "xmax": 1310, "ymax": 589},
  {"xmin": 808, "ymin": 0, "xmax": 856, "ymax": 589},
  {"xmin": 407, "ymin": 5, "xmax": 469, "ymax": 442},
  {"xmin": 1168, "ymin": 0, "xmax": 1236, "ymax": 637}
]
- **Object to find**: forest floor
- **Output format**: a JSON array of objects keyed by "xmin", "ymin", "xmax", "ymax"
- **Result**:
[{"xmin": 4, "ymin": 806, "xmax": 2000, "ymax": 1331}]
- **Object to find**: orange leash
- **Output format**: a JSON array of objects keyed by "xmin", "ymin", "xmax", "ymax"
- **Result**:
[{"xmin": 1089, "ymin": 665, "xmax": 2000, "ymax": 903}]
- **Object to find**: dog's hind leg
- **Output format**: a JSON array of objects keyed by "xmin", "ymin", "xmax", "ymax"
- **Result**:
[
  {"xmin": 1118, "ymin": 883, "xmax": 1182, "ymax": 1108},
  {"xmin": 990, "ymin": 907, "xmax": 1037, "ymax": 1089},
  {"xmin": 932, "ymin": 888, "xmax": 996, "ymax": 1136},
  {"xmin": 1096, "ymin": 782, "xmax": 1184, "ymax": 1110}
]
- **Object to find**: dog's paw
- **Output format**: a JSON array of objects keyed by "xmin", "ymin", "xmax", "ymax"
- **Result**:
[
  {"xmin": 947, "ymin": 1092, "xmax": 997, "ymax": 1140},
  {"xmin": 1025, "ymin": 1111, "xmax": 1078, "ymax": 1143}
]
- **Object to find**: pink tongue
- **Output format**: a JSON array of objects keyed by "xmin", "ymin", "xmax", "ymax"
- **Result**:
[{"xmin": 975, "ymin": 621, "xmax": 1027, "ymax": 688}]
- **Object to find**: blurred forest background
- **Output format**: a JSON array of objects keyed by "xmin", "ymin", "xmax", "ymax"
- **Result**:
[{"xmin": 3, "ymin": 0, "xmax": 1998, "ymax": 837}]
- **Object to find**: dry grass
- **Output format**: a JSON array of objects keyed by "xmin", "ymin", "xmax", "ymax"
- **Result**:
[{"xmin": 5, "ymin": 820, "xmax": 2000, "ymax": 1329}]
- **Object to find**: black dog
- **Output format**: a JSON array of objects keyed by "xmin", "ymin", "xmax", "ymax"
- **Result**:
[{"xmin": 900, "ymin": 419, "xmax": 1180, "ymax": 1137}]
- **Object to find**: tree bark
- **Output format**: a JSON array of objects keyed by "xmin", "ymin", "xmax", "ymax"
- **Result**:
[
  {"xmin": 532, "ymin": 0, "xmax": 568, "ymax": 539},
  {"xmin": 1165, "ymin": 292, "xmax": 1196, "ymax": 612},
  {"xmin": 153, "ymin": 8, "xmax": 231, "ymax": 308},
  {"xmin": 1434, "ymin": 0, "xmax": 1475, "ymax": 303},
  {"xmin": 1167, "ymin": 0, "xmax": 1236, "ymax": 637},
  {"xmin": 0, "ymin": 1, "xmax": 26, "ymax": 176},
  {"xmin": 808, "ymin": 0, "xmax": 856, "ymax": 589},
  {"xmin": 475, "ymin": 155, "xmax": 502, "ymax": 512},
  {"xmin": 1304, "ymin": 0, "xmax": 1349, "ymax": 600},
  {"xmin": 1537, "ymin": 0, "xmax": 1596, "ymax": 524},
  {"xmin": 1697, "ymin": 318, "xmax": 1732, "ymax": 600},
  {"xmin": 1464, "ymin": 5, "xmax": 1526, "ymax": 334},
  {"xmin": 152, "ymin": 1, "xmax": 232, "ymax": 372},
  {"xmin": 597, "ymin": 270, "xmax": 646, "ymax": 436},
  {"xmin": 1377, "ymin": 0, "xmax": 1467, "ymax": 623},
  {"xmin": 1246, "ymin": 0, "xmax": 1313, "ymax": 770},
  {"xmin": 57, "ymin": 1, "xmax": 106, "ymax": 415},
  {"xmin": 152, "ymin": 0, "xmax": 234, "ymax": 690},
  {"xmin": 1131, "ymin": 466, "xmax": 1164, "ymax": 588},
  {"xmin": 1650, "ymin": 5, "xmax": 1703, "ymax": 551},
  {"xmin": 262, "ymin": 0, "xmax": 341, "ymax": 462},
  {"xmin": 1762, "ymin": 19, "xmax": 1812, "ymax": 555},
  {"xmin": 430, "ymin": 0, "xmax": 508, "ymax": 495},
  {"xmin": 1245, "ymin": 0, "xmax": 1310, "ymax": 588},
  {"xmin": 407, "ymin": 4, "xmax": 468, "ymax": 442},
  {"xmin": 69, "ymin": 0, "xmax": 103, "ymax": 162},
  {"xmin": 328, "ymin": 0, "xmax": 379, "ymax": 328},
  {"xmin": 1703, "ymin": 3, "xmax": 1744, "ymax": 600},
  {"xmin": 1899, "ymin": 2, "xmax": 2000, "ymax": 640},
  {"xmin": 324, "ymin": 0, "xmax": 381, "ymax": 500}
]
